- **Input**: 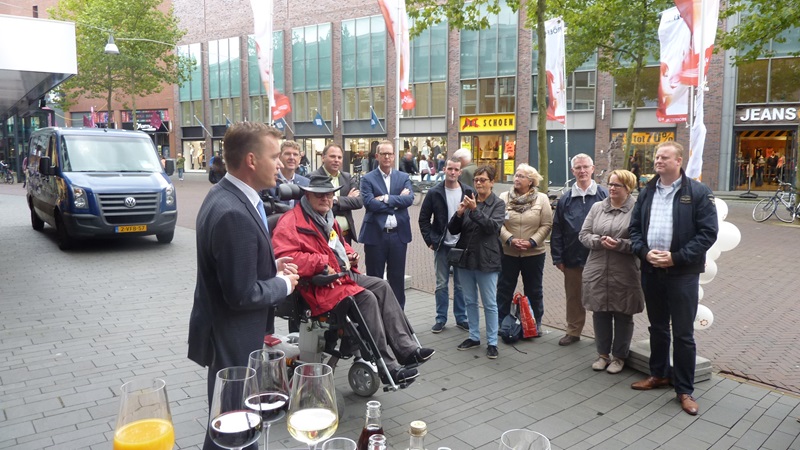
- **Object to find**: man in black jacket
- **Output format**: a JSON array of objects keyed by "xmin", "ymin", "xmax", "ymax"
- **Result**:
[
  {"xmin": 629, "ymin": 141, "xmax": 718, "ymax": 416},
  {"xmin": 551, "ymin": 154, "xmax": 608, "ymax": 346},
  {"xmin": 418, "ymin": 157, "xmax": 474, "ymax": 333}
]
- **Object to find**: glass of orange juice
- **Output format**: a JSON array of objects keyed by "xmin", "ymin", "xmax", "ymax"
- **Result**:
[{"xmin": 113, "ymin": 378, "xmax": 175, "ymax": 450}]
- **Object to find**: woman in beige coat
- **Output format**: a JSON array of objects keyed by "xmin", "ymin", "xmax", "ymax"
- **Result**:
[
  {"xmin": 579, "ymin": 169, "xmax": 644, "ymax": 374},
  {"xmin": 497, "ymin": 164, "xmax": 553, "ymax": 333}
]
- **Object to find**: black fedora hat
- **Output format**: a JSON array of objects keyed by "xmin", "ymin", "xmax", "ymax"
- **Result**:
[{"xmin": 299, "ymin": 174, "xmax": 343, "ymax": 194}]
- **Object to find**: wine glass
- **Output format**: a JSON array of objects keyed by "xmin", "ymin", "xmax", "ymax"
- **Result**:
[
  {"xmin": 209, "ymin": 367, "xmax": 263, "ymax": 450},
  {"xmin": 498, "ymin": 429, "xmax": 551, "ymax": 450},
  {"xmin": 113, "ymin": 378, "xmax": 174, "ymax": 450},
  {"xmin": 320, "ymin": 437, "xmax": 357, "ymax": 450},
  {"xmin": 247, "ymin": 349, "xmax": 290, "ymax": 450},
  {"xmin": 286, "ymin": 363, "xmax": 339, "ymax": 450}
]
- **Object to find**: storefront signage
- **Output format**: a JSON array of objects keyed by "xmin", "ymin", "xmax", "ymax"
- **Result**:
[
  {"xmin": 612, "ymin": 131, "xmax": 675, "ymax": 145},
  {"xmin": 736, "ymin": 105, "xmax": 799, "ymax": 124},
  {"xmin": 459, "ymin": 114, "xmax": 516, "ymax": 132}
]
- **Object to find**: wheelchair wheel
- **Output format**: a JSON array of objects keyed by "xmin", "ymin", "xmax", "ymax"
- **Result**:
[{"xmin": 348, "ymin": 360, "xmax": 380, "ymax": 397}]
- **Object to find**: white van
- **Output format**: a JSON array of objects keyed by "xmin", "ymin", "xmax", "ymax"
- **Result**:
[{"xmin": 26, "ymin": 127, "xmax": 177, "ymax": 250}]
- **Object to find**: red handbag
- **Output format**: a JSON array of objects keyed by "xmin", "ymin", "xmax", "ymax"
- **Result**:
[{"xmin": 513, "ymin": 293, "xmax": 538, "ymax": 338}]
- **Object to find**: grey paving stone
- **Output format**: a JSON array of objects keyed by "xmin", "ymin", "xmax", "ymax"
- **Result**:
[
  {"xmin": 761, "ymin": 429, "xmax": 797, "ymax": 450},
  {"xmin": 683, "ymin": 419, "xmax": 729, "ymax": 444}
]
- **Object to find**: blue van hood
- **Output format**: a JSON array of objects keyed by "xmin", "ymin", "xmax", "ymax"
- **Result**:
[{"xmin": 65, "ymin": 172, "xmax": 170, "ymax": 192}]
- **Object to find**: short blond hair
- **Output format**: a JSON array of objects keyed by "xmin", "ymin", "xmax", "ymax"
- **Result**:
[
  {"xmin": 516, "ymin": 163, "xmax": 543, "ymax": 187},
  {"xmin": 609, "ymin": 169, "xmax": 637, "ymax": 192},
  {"xmin": 655, "ymin": 141, "xmax": 683, "ymax": 159}
]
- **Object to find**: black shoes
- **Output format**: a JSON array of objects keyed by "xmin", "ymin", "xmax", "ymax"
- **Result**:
[
  {"xmin": 455, "ymin": 321, "xmax": 469, "ymax": 331},
  {"xmin": 403, "ymin": 347, "xmax": 435, "ymax": 366},
  {"xmin": 431, "ymin": 322, "xmax": 445, "ymax": 333},
  {"xmin": 487, "ymin": 345, "xmax": 498, "ymax": 359},
  {"xmin": 390, "ymin": 367, "xmax": 419, "ymax": 384},
  {"xmin": 457, "ymin": 339, "xmax": 481, "ymax": 350}
]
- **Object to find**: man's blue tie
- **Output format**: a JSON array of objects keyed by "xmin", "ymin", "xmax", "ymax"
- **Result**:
[{"xmin": 257, "ymin": 200, "xmax": 269, "ymax": 233}]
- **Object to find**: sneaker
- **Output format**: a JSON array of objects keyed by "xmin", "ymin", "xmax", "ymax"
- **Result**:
[
  {"xmin": 431, "ymin": 322, "xmax": 445, "ymax": 333},
  {"xmin": 592, "ymin": 356, "xmax": 610, "ymax": 371},
  {"xmin": 606, "ymin": 358, "xmax": 625, "ymax": 374},
  {"xmin": 487, "ymin": 345, "xmax": 498, "ymax": 359},
  {"xmin": 455, "ymin": 321, "xmax": 469, "ymax": 332},
  {"xmin": 457, "ymin": 339, "xmax": 481, "ymax": 350}
]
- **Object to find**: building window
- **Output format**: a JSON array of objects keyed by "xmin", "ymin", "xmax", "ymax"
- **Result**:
[
  {"xmin": 461, "ymin": 77, "xmax": 515, "ymax": 114},
  {"xmin": 403, "ymin": 20, "xmax": 447, "ymax": 118},
  {"xmin": 208, "ymin": 37, "xmax": 241, "ymax": 124},
  {"xmin": 178, "ymin": 44, "xmax": 203, "ymax": 127},
  {"xmin": 180, "ymin": 100, "xmax": 204, "ymax": 127},
  {"xmin": 292, "ymin": 24, "xmax": 333, "ymax": 122},
  {"xmin": 293, "ymin": 90, "xmax": 333, "ymax": 122},
  {"xmin": 342, "ymin": 16, "xmax": 386, "ymax": 120},
  {"xmin": 248, "ymin": 32, "xmax": 285, "ymax": 122},
  {"xmin": 531, "ymin": 51, "xmax": 597, "ymax": 111}
]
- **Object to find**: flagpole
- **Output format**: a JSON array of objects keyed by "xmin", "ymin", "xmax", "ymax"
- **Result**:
[
  {"xmin": 561, "ymin": 19, "xmax": 570, "ymax": 183},
  {"xmin": 394, "ymin": 0, "xmax": 402, "ymax": 168}
]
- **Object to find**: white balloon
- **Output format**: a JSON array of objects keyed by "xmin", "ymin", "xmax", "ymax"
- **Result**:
[
  {"xmin": 699, "ymin": 258, "xmax": 717, "ymax": 285},
  {"xmin": 698, "ymin": 285, "xmax": 704, "ymax": 301},
  {"xmin": 716, "ymin": 221, "xmax": 741, "ymax": 252},
  {"xmin": 707, "ymin": 245, "xmax": 721, "ymax": 261},
  {"xmin": 694, "ymin": 304, "xmax": 714, "ymax": 330},
  {"xmin": 715, "ymin": 198, "xmax": 729, "ymax": 222}
]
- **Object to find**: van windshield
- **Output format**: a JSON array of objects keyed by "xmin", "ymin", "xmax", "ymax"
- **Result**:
[{"xmin": 61, "ymin": 135, "xmax": 162, "ymax": 173}]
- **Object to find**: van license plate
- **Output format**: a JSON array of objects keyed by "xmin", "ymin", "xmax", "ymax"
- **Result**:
[{"xmin": 116, "ymin": 225, "xmax": 147, "ymax": 233}]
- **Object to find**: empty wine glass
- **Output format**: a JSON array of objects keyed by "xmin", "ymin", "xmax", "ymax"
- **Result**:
[
  {"xmin": 498, "ymin": 429, "xmax": 550, "ymax": 450},
  {"xmin": 287, "ymin": 363, "xmax": 338, "ymax": 450},
  {"xmin": 247, "ymin": 349, "xmax": 290, "ymax": 450},
  {"xmin": 113, "ymin": 378, "xmax": 174, "ymax": 450},
  {"xmin": 320, "ymin": 437, "xmax": 357, "ymax": 450},
  {"xmin": 209, "ymin": 367, "xmax": 263, "ymax": 450}
]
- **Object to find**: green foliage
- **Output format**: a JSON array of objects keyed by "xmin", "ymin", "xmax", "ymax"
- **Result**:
[
  {"xmin": 48, "ymin": 0, "xmax": 193, "ymax": 113},
  {"xmin": 407, "ymin": 0, "xmax": 521, "ymax": 37},
  {"xmin": 718, "ymin": 0, "xmax": 800, "ymax": 63}
]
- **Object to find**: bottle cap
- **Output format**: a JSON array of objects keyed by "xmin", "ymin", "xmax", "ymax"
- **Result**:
[{"xmin": 410, "ymin": 420, "xmax": 427, "ymax": 436}]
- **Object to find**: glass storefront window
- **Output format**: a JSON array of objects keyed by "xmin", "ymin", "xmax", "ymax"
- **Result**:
[
  {"xmin": 769, "ymin": 58, "xmax": 800, "ymax": 103},
  {"xmin": 737, "ymin": 60, "xmax": 768, "ymax": 104},
  {"xmin": 459, "ymin": 133, "xmax": 516, "ymax": 181}
]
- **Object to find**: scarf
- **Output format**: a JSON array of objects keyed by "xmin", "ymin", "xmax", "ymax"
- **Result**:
[
  {"xmin": 300, "ymin": 196, "xmax": 350, "ymax": 270},
  {"xmin": 507, "ymin": 188, "xmax": 539, "ymax": 213}
]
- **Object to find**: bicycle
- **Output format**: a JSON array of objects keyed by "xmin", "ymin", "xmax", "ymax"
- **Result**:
[
  {"xmin": 547, "ymin": 178, "xmax": 574, "ymax": 211},
  {"xmin": 0, "ymin": 163, "xmax": 14, "ymax": 184},
  {"xmin": 752, "ymin": 181, "xmax": 798, "ymax": 223},
  {"xmin": 411, "ymin": 177, "xmax": 437, "ymax": 206}
]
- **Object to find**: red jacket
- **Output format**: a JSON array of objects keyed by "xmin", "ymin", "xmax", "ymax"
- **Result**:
[{"xmin": 272, "ymin": 206, "xmax": 364, "ymax": 316}]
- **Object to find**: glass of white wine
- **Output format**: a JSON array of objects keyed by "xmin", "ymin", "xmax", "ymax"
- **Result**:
[{"xmin": 287, "ymin": 363, "xmax": 338, "ymax": 450}]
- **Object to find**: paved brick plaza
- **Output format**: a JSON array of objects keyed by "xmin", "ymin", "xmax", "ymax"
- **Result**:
[{"xmin": 1, "ymin": 175, "xmax": 799, "ymax": 449}]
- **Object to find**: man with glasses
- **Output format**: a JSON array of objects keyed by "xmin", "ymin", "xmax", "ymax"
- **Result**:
[
  {"xmin": 419, "ymin": 156, "xmax": 474, "ymax": 333},
  {"xmin": 551, "ymin": 154, "xmax": 608, "ymax": 346},
  {"xmin": 313, "ymin": 143, "xmax": 362, "ymax": 244},
  {"xmin": 272, "ymin": 174, "xmax": 434, "ymax": 385},
  {"xmin": 358, "ymin": 140, "xmax": 415, "ymax": 309}
]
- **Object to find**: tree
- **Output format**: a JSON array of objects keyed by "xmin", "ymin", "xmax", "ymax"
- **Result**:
[
  {"xmin": 717, "ymin": 0, "xmax": 800, "ymax": 64},
  {"xmin": 48, "ymin": 0, "xmax": 193, "ymax": 126},
  {"xmin": 550, "ymin": 0, "xmax": 674, "ymax": 164}
]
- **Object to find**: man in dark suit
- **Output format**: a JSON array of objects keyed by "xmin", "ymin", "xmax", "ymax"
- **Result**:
[
  {"xmin": 188, "ymin": 122, "xmax": 300, "ymax": 450},
  {"xmin": 313, "ymin": 143, "xmax": 363, "ymax": 244},
  {"xmin": 359, "ymin": 140, "xmax": 415, "ymax": 309},
  {"xmin": 264, "ymin": 140, "xmax": 310, "ymax": 207}
]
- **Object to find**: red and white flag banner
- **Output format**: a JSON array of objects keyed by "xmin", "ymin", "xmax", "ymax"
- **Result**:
[
  {"xmin": 544, "ymin": 18, "xmax": 566, "ymax": 124},
  {"xmin": 657, "ymin": 7, "xmax": 690, "ymax": 123},
  {"xmin": 686, "ymin": 88, "xmax": 706, "ymax": 179},
  {"xmin": 675, "ymin": 0, "xmax": 720, "ymax": 86},
  {"xmin": 378, "ymin": 0, "xmax": 415, "ymax": 110},
  {"xmin": 251, "ymin": 0, "xmax": 278, "ymax": 113}
]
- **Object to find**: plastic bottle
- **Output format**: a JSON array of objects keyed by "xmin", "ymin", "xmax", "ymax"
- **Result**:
[
  {"xmin": 357, "ymin": 401, "xmax": 384, "ymax": 450},
  {"xmin": 406, "ymin": 420, "xmax": 427, "ymax": 450},
  {"xmin": 368, "ymin": 434, "xmax": 388, "ymax": 450}
]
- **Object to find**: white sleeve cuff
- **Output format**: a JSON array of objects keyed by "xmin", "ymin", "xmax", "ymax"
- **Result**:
[{"xmin": 276, "ymin": 273, "xmax": 293, "ymax": 296}]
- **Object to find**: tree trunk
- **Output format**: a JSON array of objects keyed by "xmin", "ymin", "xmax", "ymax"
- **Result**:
[
  {"xmin": 623, "ymin": 60, "xmax": 645, "ymax": 170},
  {"xmin": 536, "ymin": 0, "xmax": 549, "ymax": 188},
  {"xmin": 130, "ymin": 67, "xmax": 137, "ymax": 132}
]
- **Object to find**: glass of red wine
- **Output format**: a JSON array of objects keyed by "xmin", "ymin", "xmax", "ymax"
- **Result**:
[
  {"xmin": 247, "ymin": 349, "xmax": 290, "ymax": 450},
  {"xmin": 209, "ymin": 366, "xmax": 263, "ymax": 450}
]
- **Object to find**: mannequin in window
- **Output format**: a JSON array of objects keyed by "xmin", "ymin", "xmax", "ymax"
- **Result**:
[
  {"xmin": 754, "ymin": 149, "xmax": 765, "ymax": 187},
  {"xmin": 766, "ymin": 149, "xmax": 778, "ymax": 184}
]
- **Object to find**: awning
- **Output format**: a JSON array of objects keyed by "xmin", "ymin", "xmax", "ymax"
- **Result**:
[
  {"xmin": 0, "ymin": 15, "xmax": 77, "ymax": 122},
  {"xmin": 739, "ymin": 130, "xmax": 789, "ymax": 139}
]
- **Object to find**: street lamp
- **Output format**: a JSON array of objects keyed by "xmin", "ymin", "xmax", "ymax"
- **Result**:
[
  {"xmin": 104, "ymin": 35, "xmax": 119, "ymax": 55},
  {"xmin": 103, "ymin": 36, "xmax": 118, "ymax": 128}
]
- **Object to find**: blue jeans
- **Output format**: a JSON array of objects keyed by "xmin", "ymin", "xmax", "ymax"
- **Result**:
[
  {"xmin": 434, "ymin": 246, "xmax": 466, "ymax": 324},
  {"xmin": 456, "ymin": 268, "xmax": 499, "ymax": 346},
  {"xmin": 177, "ymin": 168, "xmax": 184, "ymax": 179}
]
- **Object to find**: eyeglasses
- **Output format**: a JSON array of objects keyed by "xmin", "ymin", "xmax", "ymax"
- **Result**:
[
  {"xmin": 311, "ymin": 192, "xmax": 335, "ymax": 199},
  {"xmin": 513, "ymin": 173, "xmax": 531, "ymax": 179},
  {"xmin": 473, "ymin": 177, "xmax": 491, "ymax": 184},
  {"xmin": 379, "ymin": 152, "xmax": 394, "ymax": 157},
  {"xmin": 608, "ymin": 182, "xmax": 626, "ymax": 189}
]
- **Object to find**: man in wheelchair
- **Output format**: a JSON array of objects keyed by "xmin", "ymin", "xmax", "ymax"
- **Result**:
[{"xmin": 272, "ymin": 174, "xmax": 434, "ymax": 385}]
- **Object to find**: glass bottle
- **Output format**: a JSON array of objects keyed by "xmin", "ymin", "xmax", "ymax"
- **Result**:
[
  {"xmin": 406, "ymin": 420, "xmax": 427, "ymax": 450},
  {"xmin": 357, "ymin": 401, "xmax": 384, "ymax": 450},
  {"xmin": 368, "ymin": 434, "xmax": 387, "ymax": 450}
]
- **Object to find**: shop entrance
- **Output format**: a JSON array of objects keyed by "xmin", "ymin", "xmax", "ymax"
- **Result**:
[
  {"xmin": 459, "ymin": 134, "xmax": 516, "ymax": 182},
  {"xmin": 182, "ymin": 140, "xmax": 206, "ymax": 170},
  {"xmin": 734, "ymin": 129, "xmax": 796, "ymax": 191},
  {"xmin": 297, "ymin": 137, "xmax": 333, "ymax": 174}
]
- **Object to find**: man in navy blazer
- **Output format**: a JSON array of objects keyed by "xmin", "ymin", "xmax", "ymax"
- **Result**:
[
  {"xmin": 188, "ymin": 122, "xmax": 299, "ymax": 450},
  {"xmin": 359, "ymin": 140, "xmax": 415, "ymax": 309}
]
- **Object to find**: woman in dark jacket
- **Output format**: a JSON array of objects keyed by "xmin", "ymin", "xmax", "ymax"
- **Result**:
[{"xmin": 448, "ymin": 165, "xmax": 506, "ymax": 359}]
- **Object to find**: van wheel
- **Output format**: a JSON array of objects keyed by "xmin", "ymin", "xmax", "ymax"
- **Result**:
[
  {"xmin": 156, "ymin": 231, "xmax": 174, "ymax": 244},
  {"xmin": 30, "ymin": 205, "xmax": 44, "ymax": 231},
  {"xmin": 55, "ymin": 213, "xmax": 74, "ymax": 251}
]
